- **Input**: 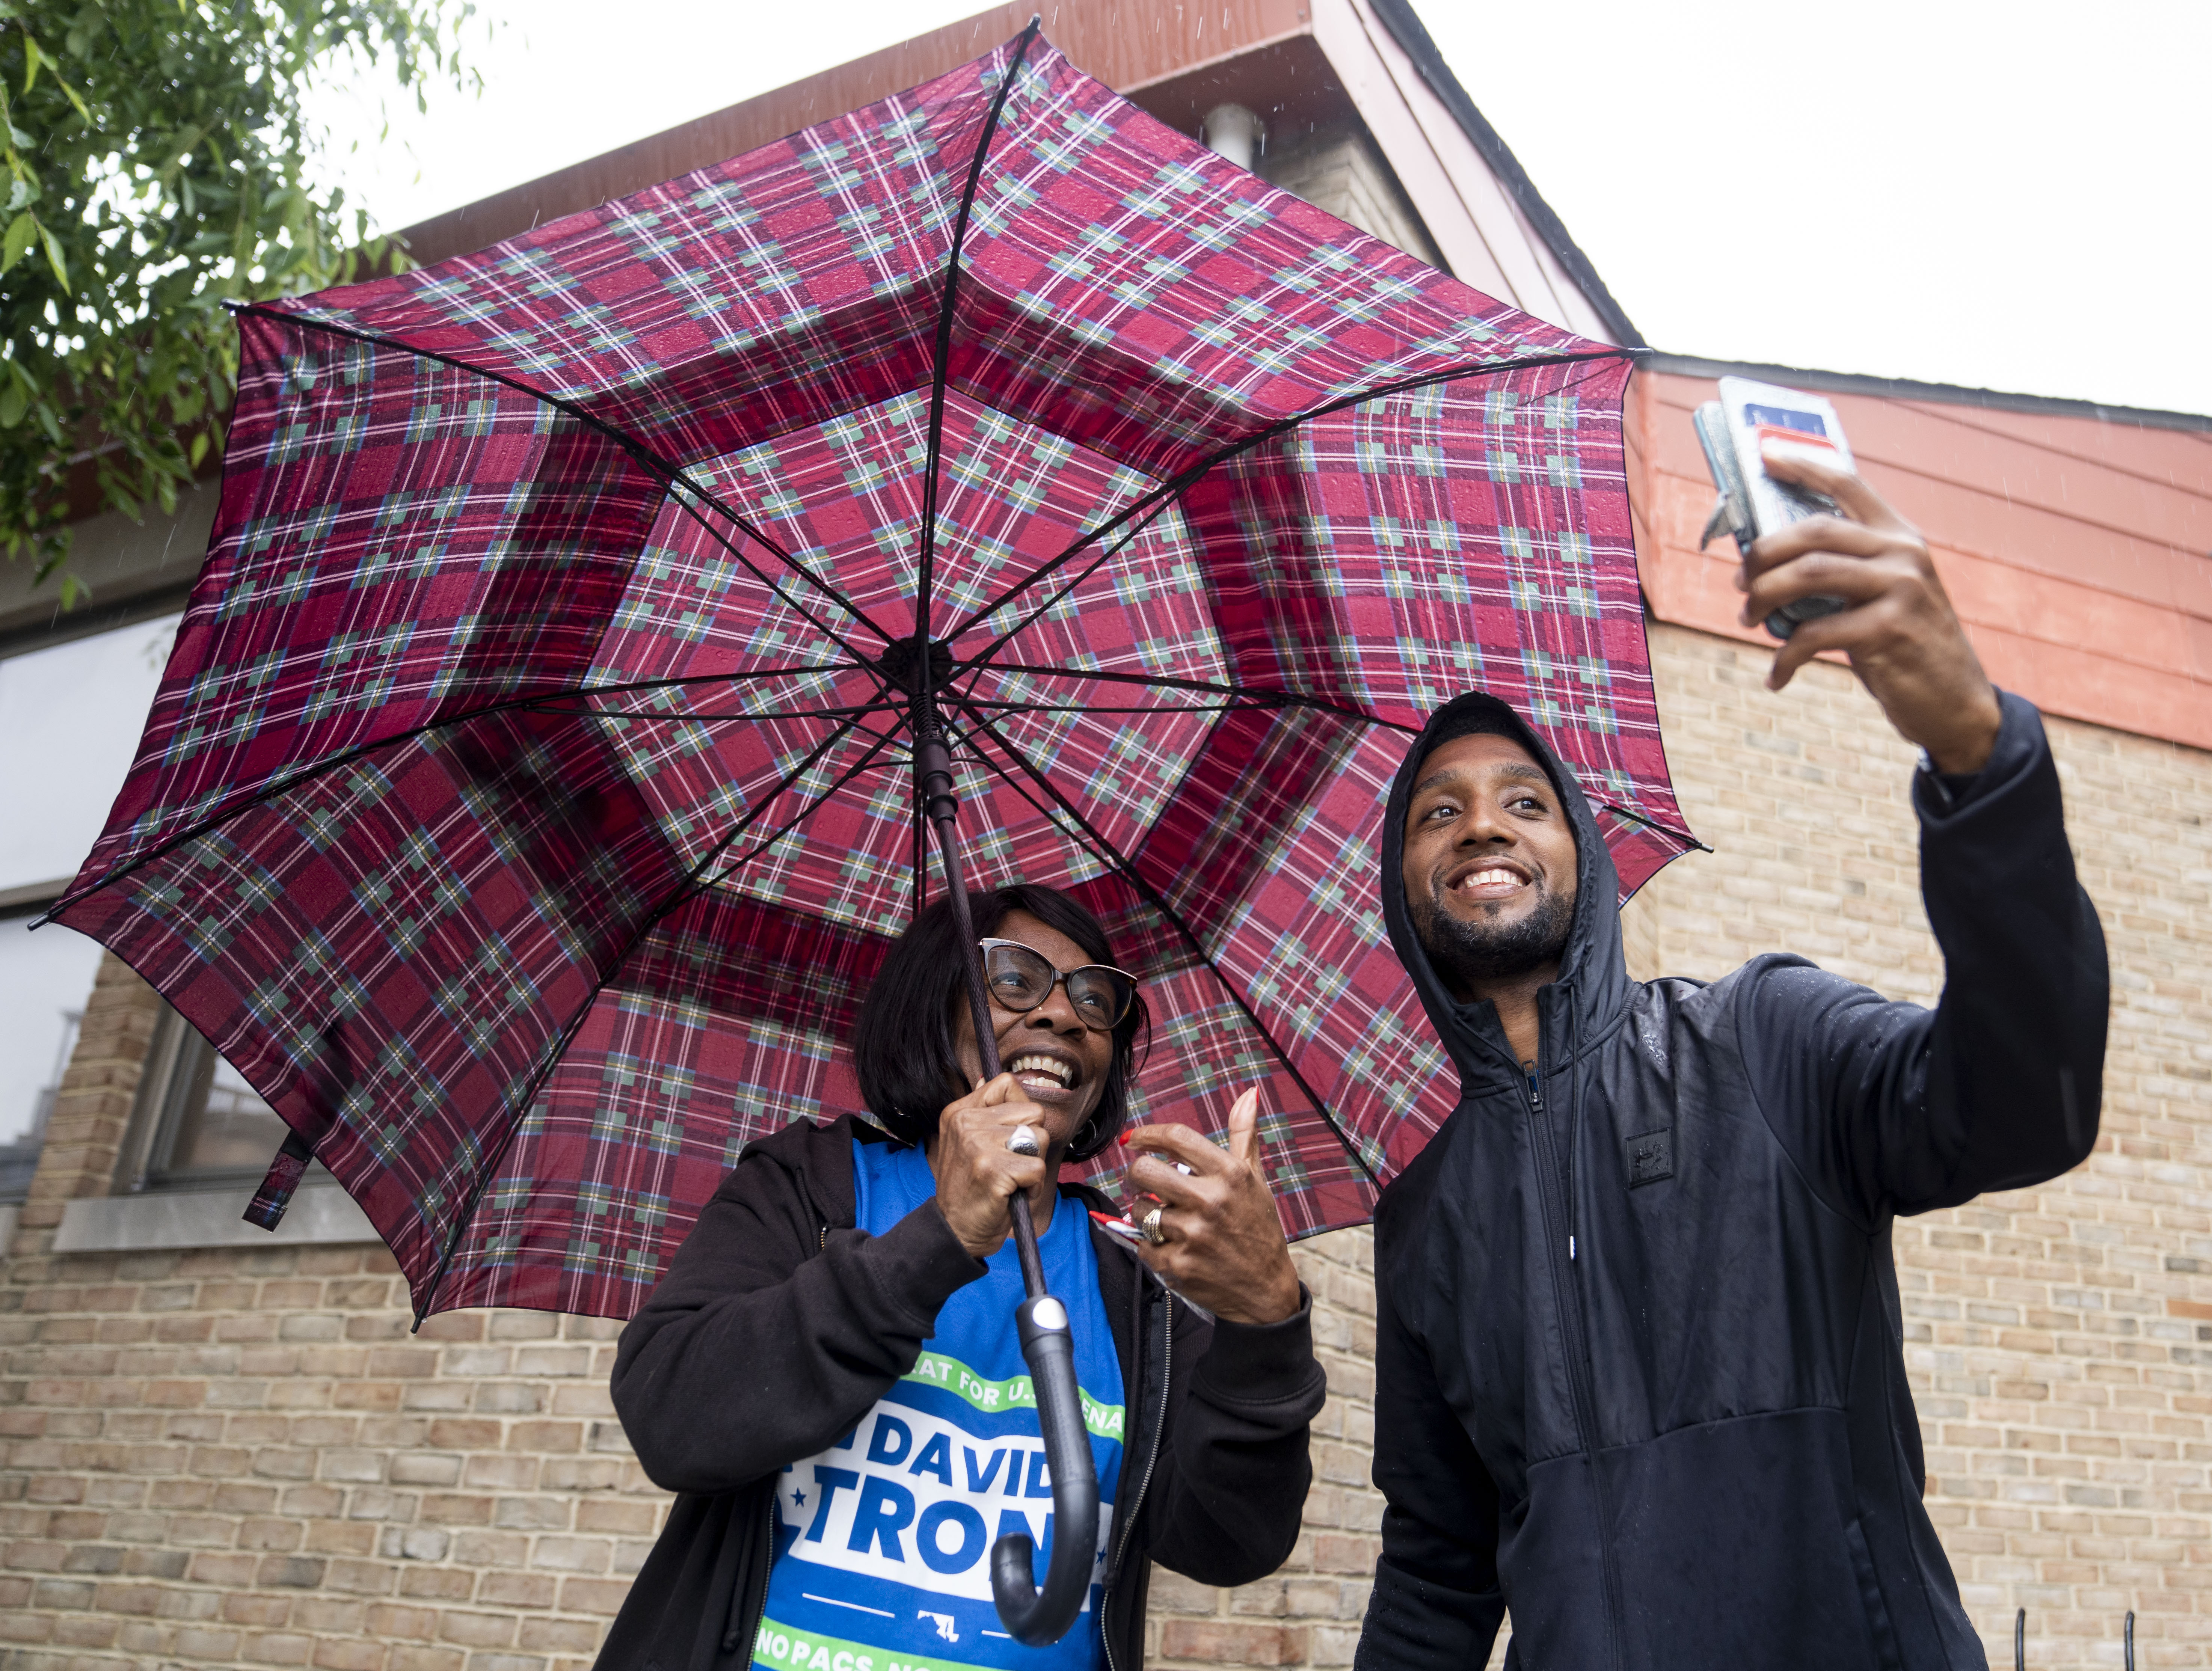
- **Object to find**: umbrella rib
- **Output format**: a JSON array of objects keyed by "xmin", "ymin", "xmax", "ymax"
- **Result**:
[
  {"xmin": 232, "ymin": 304, "xmax": 896, "ymax": 651},
  {"xmin": 39, "ymin": 663, "xmax": 868, "ymax": 924},
  {"xmin": 655, "ymin": 477, "xmax": 884, "ymax": 664},
  {"xmin": 695, "ymin": 719, "xmax": 905, "ymax": 889},
  {"xmin": 410, "ymin": 712, "xmax": 872, "ymax": 1322},
  {"xmin": 943, "ymin": 694, "xmax": 1384, "ymax": 1189},
  {"xmin": 1599, "ymin": 798, "xmax": 1710, "ymax": 854},
  {"xmin": 954, "ymin": 677, "xmax": 1699, "ymax": 853},
  {"xmin": 956, "ymin": 673, "xmax": 1698, "ymax": 855},
  {"xmin": 959, "ymin": 697, "xmax": 1355, "ymax": 718},
  {"xmin": 948, "ymin": 346, "xmax": 1638, "ymax": 653},
  {"xmin": 912, "ymin": 16, "xmax": 1042, "ymax": 643},
  {"xmin": 514, "ymin": 698, "xmax": 903, "ymax": 723},
  {"xmin": 956, "ymin": 478, "xmax": 1192, "ymax": 670},
  {"xmin": 971, "ymin": 662, "xmax": 1422, "ymax": 733}
]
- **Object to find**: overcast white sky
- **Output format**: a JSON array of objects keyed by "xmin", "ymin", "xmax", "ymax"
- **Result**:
[{"xmin": 309, "ymin": 0, "xmax": 2210, "ymax": 416}]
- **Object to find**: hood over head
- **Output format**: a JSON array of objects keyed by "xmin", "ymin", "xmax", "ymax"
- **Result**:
[{"xmin": 1380, "ymin": 692, "xmax": 1630, "ymax": 1097}]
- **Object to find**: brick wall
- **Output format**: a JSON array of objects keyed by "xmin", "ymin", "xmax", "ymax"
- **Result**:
[
  {"xmin": 1145, "ymin": 1229, "xmax": 1379, "ymax": 1671},
  {"xmin": 0, "ymin": 1178, "xmax": 1379, "ymax": 1671},
  {"xmin": 0, "ymin": 1243, "xmax": 641, "ymax": 1671},
  {"xmin": 6, "ymin": 953, "xmax": 167, "ymax": 1264},
  {"xmin": 6, "ymin": 620, "xmax": 2207, "ymax": 1669}
]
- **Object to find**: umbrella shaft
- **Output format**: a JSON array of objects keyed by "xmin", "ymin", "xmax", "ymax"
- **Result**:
[
  {"xmin": 928, "ymin": 828, "xmax": 1002, "ymax": 1083},
  {"xmin": 1006, "ymin": 1192, "xmax": 1046, "ymax": 1296},
  {"xmin": 919, "ymin": 730, "xmax": 1047, "ymax": 1299}
]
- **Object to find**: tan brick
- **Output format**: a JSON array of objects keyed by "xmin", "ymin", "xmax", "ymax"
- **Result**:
[
  {"xmin": 1160, "ymin": 1620, "xmax": 1311, "ymax": 1665},
  {"xmin": 518, "ymin": 1616, "xmax": 604, "ymax": 1654},
  {"xmin": 427, "ymin": 1420, "xmax": 502, "ymax": 1452},
  {"xmin": 475, "ymin": 1572, "xmax": 557, "ymax": 1611},
  {"xmin": 555, "ymin": 1577, "xmax": 632, "ymax": 1615},
  {"xmin": 314, "ymin": 1635, "xmax": 390, "ymax": 1671},
  {"xmin": 398, "ymin": 1565, "xmax": 476, "ymax": 1602},
  {"xmin": 387, "ymin": 1649, "xmax": 466, "ymax": 1671},
  {"xmin": 506, "ymin": 1422, "xmax": 582, "ymax": 1454},
  {"xmin": 437, "ymin": 1611, "xmax": 519, "ymax": 1648}
]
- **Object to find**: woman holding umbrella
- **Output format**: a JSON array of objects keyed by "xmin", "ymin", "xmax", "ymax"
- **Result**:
[{"xmin": 600, "ymin": 883, "xmax": 1325, "ymax": 1671}]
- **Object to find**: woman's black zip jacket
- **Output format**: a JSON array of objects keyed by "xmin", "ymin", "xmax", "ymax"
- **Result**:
[
  {"xmin": 1357, "ymin": 689, "xmax": 2106, "ymax": 1671},
  {"xmin": 598, "ymin": 1113, "xmax": 1326, "ymax": 1671}
]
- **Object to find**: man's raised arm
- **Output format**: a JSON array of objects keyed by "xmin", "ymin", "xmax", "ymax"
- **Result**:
[{"xmin": 1732, "ymin": 450, "xmax": 2108, "ymax": 1219}]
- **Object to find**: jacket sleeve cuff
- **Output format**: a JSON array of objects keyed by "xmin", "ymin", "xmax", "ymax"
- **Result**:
[
  {"xmin": 1191, "ymin": 1285, "xmax": 1322, "ymax": 1402},
  {"xmin": 857, "ymin": 1201, "xmax": 989, "ymax": 1326},
  {"xmin": 1912, "ymin": 688, "xmax": 2041, "ymax": 822}
]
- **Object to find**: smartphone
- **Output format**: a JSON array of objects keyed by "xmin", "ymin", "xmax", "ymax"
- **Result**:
[
  {"xmin": 1089, "ymin": 1211, "xmax": 1216, "ymax": 1321},
  {"xmin": 1693, "ymin": 377, "xmax": 1856, "ymax": 639}
]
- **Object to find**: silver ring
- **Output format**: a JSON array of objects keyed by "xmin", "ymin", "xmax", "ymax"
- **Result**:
[
  {"xmin": 1140, "ymin": 1206, "xmax": 1168, "ymax": 1246},
  {"xmin": 1006, "ymin": 1124, "xmax": 1041, "ymax": 1158}
]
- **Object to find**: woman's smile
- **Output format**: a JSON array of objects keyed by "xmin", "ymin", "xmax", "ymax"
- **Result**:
[{"xmin": 1005, "ymin": 1047, "xmax": 1080, "ymax": 1096}]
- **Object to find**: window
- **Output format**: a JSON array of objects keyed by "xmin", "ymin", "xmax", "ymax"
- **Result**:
[
  {"xmin": 0, "ymin": 613, "xmax": 181, "ymax": 1200},
  {"xmin": 0, "ymin": 903, "xmax": 89, "ymax": 1202},
  {"xmin": 115, "ymin": 1007, "xmax": 300, "ymax": 1192},
  {"xmin": 0, "ymin": 900, "xmax": 107, "ymax": 1190}
]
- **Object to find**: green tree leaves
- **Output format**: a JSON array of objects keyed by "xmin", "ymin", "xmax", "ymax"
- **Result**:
[
  {"xmin": 1, "ymin": 211, "xmax": 37, "ymax": 276},
  {"xmin": 0, "ymin": 0, "xmax": 478, "ymax": 604}
]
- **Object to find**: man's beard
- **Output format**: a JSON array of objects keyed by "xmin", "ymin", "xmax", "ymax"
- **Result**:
[{"xmin": 1409, "ymin": 880, "xmax": 1575, "ymax": 991}]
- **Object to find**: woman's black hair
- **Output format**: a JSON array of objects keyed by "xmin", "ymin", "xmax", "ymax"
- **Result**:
[{"xmin": 853, "ymin": 883, "xmax": 1148, "ymax": 1161}]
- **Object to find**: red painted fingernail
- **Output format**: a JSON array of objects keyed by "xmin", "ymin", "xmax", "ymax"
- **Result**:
[{"xmin": 1116, "ymin": 1132, "xmax": 1129, "ymax": 1146}]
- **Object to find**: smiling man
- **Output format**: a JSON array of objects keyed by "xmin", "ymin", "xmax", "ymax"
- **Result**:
[{"xmin": 1356, "ymin": 452, "xmax": 2111, "ymax": 1671}]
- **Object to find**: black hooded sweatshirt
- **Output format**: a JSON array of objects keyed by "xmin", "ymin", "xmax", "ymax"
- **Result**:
[{"xmin": 1357, "ymin": 689, "xmax": 2106, "ymax": 1671}]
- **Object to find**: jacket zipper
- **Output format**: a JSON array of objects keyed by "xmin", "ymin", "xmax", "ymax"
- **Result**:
[
  {"xmin": 1101, "ymin": 1279, "xmax": 1172, "ymax": 1671},
  {"xmin": 723, "ymin": 1478, "xmax": 776, "ymax": 1661},
  {"xmin": 1523, "ymin": 1055, "xmax": 1627, "ymax": 1671}
]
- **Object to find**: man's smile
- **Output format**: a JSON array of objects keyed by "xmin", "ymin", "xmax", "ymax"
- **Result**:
[{"xmin": 1444, "ymin": 855, "xmax": 1535, "ymax": 903}]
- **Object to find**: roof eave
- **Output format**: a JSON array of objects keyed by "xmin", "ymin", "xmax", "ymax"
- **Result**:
[{"xmin": 1361, "ymin": 0, "xmax": 1643, "ymax": 348}]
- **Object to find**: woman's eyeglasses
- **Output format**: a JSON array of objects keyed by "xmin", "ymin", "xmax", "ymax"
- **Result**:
[{"xmin": 978, "ymin": 938, "xmax": 1138, "ymax": 1031}]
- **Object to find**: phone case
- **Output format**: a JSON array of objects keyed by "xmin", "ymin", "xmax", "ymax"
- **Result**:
[{"xmin": 1694, "ymin": 377, "xmax": 1857, "ymax": 639}]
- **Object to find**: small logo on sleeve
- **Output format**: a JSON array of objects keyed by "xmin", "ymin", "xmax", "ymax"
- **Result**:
[{"xmin": 1626, "ymin": 1130, "xmax": 1674, "ymax": 1188}]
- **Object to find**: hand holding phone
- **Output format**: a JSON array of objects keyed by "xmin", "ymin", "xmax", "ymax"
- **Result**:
[
  {"xmin": 1709, "ymin": 421, "xmax": 2003, "ymax": 775},
  {"xmin": 1693, "ymin": 377, "xmax": 1856, "ymax": 639}
]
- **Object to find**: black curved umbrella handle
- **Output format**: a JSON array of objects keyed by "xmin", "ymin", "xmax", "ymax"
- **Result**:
[{"xmin": 990, "ymin": 1292, "xmax": 1101, "ymax": 1644}]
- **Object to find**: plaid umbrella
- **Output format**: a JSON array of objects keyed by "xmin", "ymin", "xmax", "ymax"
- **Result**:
[{"xmin": 50, "ymin": 28, "xmax": 1695, "ymax": 1329}]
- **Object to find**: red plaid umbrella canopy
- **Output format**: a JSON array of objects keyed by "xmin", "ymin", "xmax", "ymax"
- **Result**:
[{"xmin": 50, "ymin": 28, "xmax": 1695, "ymax": 1323}]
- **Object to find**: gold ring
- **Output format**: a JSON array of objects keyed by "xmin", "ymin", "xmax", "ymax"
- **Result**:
[{"xmin": 1140, "ymin": 1206, "xmax": 1168, "ymax": 1246}]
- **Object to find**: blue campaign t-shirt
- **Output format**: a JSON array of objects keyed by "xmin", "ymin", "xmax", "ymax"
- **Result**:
[{"xmin": 753, "ymin": 1140, "xmax": 1125, "ymax": 1671}]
